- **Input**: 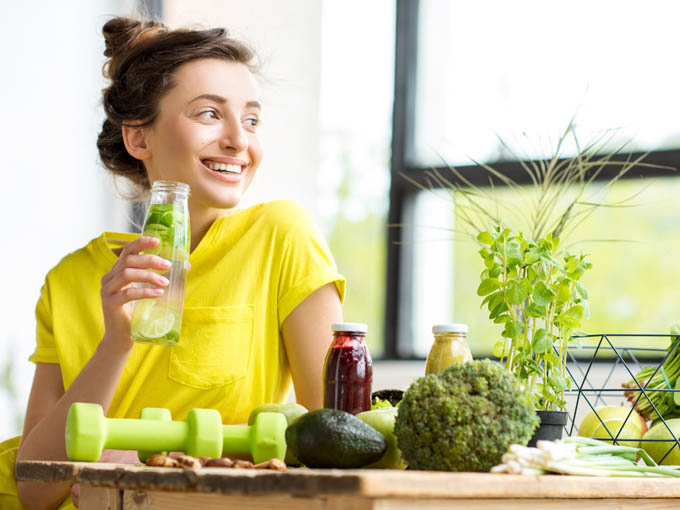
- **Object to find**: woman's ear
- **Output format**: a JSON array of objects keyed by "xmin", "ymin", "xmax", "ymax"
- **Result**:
[{"xmin": 121, "ymin": 124, "xmax": 151, "ymax": 161}]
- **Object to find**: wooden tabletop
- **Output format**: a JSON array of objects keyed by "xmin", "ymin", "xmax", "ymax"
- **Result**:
[{"xmin": 15, "ymin": 460, "xmax": 680, "ymax": 499}]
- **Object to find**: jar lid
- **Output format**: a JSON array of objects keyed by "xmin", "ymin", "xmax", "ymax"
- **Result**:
[
  {"xmin": 332, "ymin": 322, "xmax": 368, "ymax": 333},
  {"xmin": 432, "ymin": 323, "xmax": 468, "ymax": 334}
]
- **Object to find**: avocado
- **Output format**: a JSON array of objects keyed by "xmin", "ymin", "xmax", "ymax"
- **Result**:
[{"xmin": 285, "ymin": 409, "xmax": 387, "ymax": 468}]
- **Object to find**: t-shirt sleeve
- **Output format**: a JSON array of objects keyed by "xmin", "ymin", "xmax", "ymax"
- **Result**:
[
  {"xmin": 28, "ymin": 277, "xmax": 59, "ymax": 364},
  {"xmin": 277, "ymin": 208, "xmax": 346, "ymax": 328}
]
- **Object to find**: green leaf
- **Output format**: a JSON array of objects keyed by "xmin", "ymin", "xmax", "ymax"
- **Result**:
[
  {"xmin": 488, "ymin": 264, "xmax": 502, "ymax": 278},
  {"xmin": 477, "ymin": 231, "xmax": 495, "ymax": 245},
  {"xmin": 533, "ymin": 281, "xmax": 556, "ymax": 306},
  {"xmin": 525, "ymin": 303, "xmax": 546, "ymax": 318},
  {"xmin": 484, "ymin": 253, "xmax": 496, "ymax": 269},
  {"xmin": 556, "ymin": 282, "xmax": 571, "ymax": 303},
  {"xmin": 493, "ymin": 314, "xmax": 511, "ymax": 324},
  {"xmin": 565, "ymin": 304, "xmax": 584, "ymax": 320},
  {"xmin": 478, "ymin": 247, "xmax": 490, "ymax": 259},
  {"xmin": 493, "ymin": 339, "xmax": 511, "ymax": 357},
  {"xmin": 503, "ymin": 320, "xmax": 524, "ymax": 338},
  {"xmin": 489, "ymin": 300, "xmax": 509, "ymax": 319},
  {"xmin": 548, "ymin": 372, "xmax": 568, "ymax": 392},
  {"xmin": 532, "ymin": 329, "xmax": 552, "ymax": 354},
  {"xmin": 556, "ymin": 313, "xmax": 580, "ymax": 329},
  {"xmin": 524, "ymin": 247, "xmax": 541, "ymax": 265},
  {"xmin": 574, "ymin": 281, "xmax": 588, "ymax": 300},
  {"xmin": 527, "ymin": 266, "xmax": 539, "ymax": 282},
  {"xmin": 477, "ymin": 278, "xmax": 501, "ymax": 296},
  {"xmin": 506, "ymin": 241, "xmax": 523, "ymax": 262},
  {"xmin": 506, "ymin": 280, "xmax": 529, "ymax": 305}
]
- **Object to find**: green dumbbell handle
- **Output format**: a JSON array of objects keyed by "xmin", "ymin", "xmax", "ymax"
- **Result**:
[
  {"xmin": 104, "ymin": 419, "xmax": 189, "ymax": 453},
  {"xmin": 222, "ymin": 425, "xmax": 251, "ymax": 455}
]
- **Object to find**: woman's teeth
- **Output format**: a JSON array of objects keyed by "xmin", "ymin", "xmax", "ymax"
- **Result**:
[{"xmin": 205, "ymin": 161, "xmax": 242, "ymax": 174}]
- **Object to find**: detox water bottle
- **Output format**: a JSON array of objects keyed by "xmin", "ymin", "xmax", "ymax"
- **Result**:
[{"xmin": 130, "ymin": 181, "xmax": 190, "ymax": 345}]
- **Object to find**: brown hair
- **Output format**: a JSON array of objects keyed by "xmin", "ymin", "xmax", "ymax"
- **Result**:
[{"xmin": 97, "ymin": 17, "xmax": 257, "ymax": 196}]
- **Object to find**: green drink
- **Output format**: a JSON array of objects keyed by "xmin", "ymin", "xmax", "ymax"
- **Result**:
[{"xmin": 130, "ymin": 181, "xmax": 190, "ymax": 345}]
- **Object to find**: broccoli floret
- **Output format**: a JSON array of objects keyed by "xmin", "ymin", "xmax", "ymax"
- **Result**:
[{"xmin": 394, "ymin": 359, "xmax": 539, "ymax": 472}]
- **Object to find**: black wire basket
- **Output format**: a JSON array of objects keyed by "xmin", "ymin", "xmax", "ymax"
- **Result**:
[{"xmin": 564, "ymin": 334, "xmax": 680, "ymax": 464}]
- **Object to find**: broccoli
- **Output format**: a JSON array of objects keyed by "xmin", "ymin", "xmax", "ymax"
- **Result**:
[{"xmin": 394, "ymin": 359, "xmax": 539, "ymax": 472}]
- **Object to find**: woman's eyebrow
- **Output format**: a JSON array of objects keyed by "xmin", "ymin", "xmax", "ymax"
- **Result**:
[{"xmin": 189, "ymin": 94, "xmax": 261, "ymax": 110}]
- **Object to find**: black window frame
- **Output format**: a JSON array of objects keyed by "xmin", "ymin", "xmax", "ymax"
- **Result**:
[{"xmin": 384, "ymin": 0, "xmax": 680, "ymax": 360}]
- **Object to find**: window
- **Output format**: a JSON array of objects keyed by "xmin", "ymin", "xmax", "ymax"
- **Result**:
[{"xmin": 388, "ymin": 0, "xmax": 680, "ymax": 358}]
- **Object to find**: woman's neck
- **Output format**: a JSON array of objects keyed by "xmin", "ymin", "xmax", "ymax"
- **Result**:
[{"xmin": 188, "ymin": 205, "xmax": 226, "ymax": 252}]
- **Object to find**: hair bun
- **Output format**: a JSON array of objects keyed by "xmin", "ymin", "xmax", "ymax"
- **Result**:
[{"xmin": 102, "ymin": 17, "xmax": 166, "ymax": 79}]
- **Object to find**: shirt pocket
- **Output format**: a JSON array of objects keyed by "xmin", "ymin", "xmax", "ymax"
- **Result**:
[{"xmin": 168, "ymin": 305, "xmax": 254, "ymax": 389}]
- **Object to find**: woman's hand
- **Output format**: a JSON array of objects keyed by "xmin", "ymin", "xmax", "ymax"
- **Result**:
[{"xmin": 99, "ymin": 236, "xmax": 171, "ymax": 352}]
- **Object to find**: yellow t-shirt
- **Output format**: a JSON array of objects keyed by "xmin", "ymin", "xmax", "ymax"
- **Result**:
[
  {"xmin": 0, "ymin": 200, "xmax": 344, "ymax": 508},
  {"xmin": 32, "ymin": 200, "xmax": 345, "ymax": 421}
]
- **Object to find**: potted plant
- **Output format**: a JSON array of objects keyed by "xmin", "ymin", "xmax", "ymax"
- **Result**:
[
  {"xmin": 476, "ymin": 223, "xmax": 590, "ymax": 443},
  {"xmin": 408, "ymin": 118, "xmax": 669, "ymax": 442}
]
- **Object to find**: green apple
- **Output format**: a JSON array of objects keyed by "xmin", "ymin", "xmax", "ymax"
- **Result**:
[
  {"xmin": 248, "ymin": 403, "xmax": 308, "ymax": 466},
  {"xmin": 578, "ymin": 405, "xmax": 647, "ymax": 447},
  {"xmin": 356, "ymin": 407, "xmax": 407, "ymax": 469},
  {"xmin": 642, "ymin": 418, "xmax": 680, "ymax": 465}
]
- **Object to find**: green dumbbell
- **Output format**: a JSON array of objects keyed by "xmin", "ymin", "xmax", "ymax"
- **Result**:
[
  {"xmin": 65, "ymin": 403, "xmax": 287, "ymax": 464},
  {"xmin": 137, "ymin": 408, "xmax": 171, "ymax": 463}
]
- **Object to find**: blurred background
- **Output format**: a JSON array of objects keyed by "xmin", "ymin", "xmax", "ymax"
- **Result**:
[{"xmin": 1, "ymin": 0, "xmax": 680, "ymax": 438}]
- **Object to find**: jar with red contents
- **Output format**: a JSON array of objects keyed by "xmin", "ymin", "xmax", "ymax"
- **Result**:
[{"xmin": 323, "ymin": 322, "xmax": 373, "ymax": 415}]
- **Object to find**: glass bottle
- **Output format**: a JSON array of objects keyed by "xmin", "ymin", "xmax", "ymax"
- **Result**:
[
  {"xmin": 130, "ymin": 181, "xmax": 190, "ymax": 346},
  {"xmin": 425, "ymin": 323, "xmax": 473, "ymax": 375},
  {"xmin": 323, "ymin": 322, "xmax": 373, "ymax": 414}
]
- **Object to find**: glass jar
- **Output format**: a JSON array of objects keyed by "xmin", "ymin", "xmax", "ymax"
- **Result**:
[
  {"xmin": 323, "ymin": 322, "xmax": 373, "ymax": 414},
  {"xmin": 425, "ymin": 323, "xmax": 473, "ymax": 375},
  {"xmin": 130, "ymin": 181, "xmax": 191, "ymax": 346}
]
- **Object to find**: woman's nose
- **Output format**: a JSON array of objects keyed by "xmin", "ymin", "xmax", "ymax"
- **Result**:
[{"xmin": 219, "ymin": 114, "xmax": 248, "ymax": 152}]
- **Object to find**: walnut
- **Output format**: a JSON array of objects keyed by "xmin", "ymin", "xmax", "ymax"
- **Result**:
[
  {"xmin": 145, "ymin": 454, "xmax": 179, "ymax": 468},
  {"xmin": 204, "ymin": 457, "xmax": 235, "ymax": 468},
  {"xmin": 233, "ymin": 459, "xmax": 254, "ymax": 469},
  {"xmin": 254, "ymin": 458, "xmax": 287, "ymax": 471},
  {"xmin": 175, "ymin": 454, "xmax": 202, "ymax": 469}
]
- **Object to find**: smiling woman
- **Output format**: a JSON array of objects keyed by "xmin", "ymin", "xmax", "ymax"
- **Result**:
[{"xmin": 0, "ymin": 16, "xmax": 344, "ymax": 510}]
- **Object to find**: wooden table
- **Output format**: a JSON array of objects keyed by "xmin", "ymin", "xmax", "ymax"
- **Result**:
[{"xmin": 16, "ymin": 460, "xmax": 680, "ymax": 510}]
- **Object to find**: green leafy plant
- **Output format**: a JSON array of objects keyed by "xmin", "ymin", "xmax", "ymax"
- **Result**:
[
  {"xmin": 404, "ymin": 118, "xmax": 672, "ymax": 410},
  {"xmin": 477, "ymin": 223, "xmax": 591, "ymax": 410}
]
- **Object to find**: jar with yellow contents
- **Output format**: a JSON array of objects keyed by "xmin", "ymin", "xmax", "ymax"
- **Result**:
[{"xmin": 425, "ymin": 324, "xmax": 473, "ymax": 376}]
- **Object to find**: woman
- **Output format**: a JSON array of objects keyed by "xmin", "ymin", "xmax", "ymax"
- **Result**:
[{"xmin": 1, "ymin": 16, "xmax": 344, "ymax": 509}]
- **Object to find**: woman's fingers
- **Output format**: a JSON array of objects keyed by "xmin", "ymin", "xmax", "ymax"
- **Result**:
[
  {"xmin": 120, "ymin": 253, "xmax": 172, "ymax": 271},
  {"xmin": 107, "ymin": 286, "xmax": 164, "ymax": 308},
  {"xmin": 102, "ymin": 237, "xmax": 164, "ymax": 285},
  {"xmin": 103, "ymin": 268, "xmax": 169, "ymax": 295}
]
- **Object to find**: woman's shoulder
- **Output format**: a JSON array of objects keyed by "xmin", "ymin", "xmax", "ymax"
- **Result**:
[
  {"xmin": 233, "ymin": 200, "xmax": 315, "ymax": 234},
  {"xmin": 44, "ymin": 233, "xmax": 118, "ymax": 283}
]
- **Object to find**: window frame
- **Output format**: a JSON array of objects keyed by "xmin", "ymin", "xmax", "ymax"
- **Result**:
[{"xmin": 384, "ymin": 0, "xmax": 680, "ymax": 360}]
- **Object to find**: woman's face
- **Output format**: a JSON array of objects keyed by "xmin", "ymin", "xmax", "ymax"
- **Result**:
[{"xmin": 142, "ymin": 58, "xmax": 262, "ymax": 212}]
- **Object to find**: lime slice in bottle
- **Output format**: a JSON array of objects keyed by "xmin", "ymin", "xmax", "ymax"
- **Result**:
[{"xmin": 132, "ymin": 300, "xmax": 177, "ymax": 339}]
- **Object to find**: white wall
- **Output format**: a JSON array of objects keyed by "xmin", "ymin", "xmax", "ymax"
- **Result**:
[
  {"xmin": 164, "ymin": 0, "xmax": 322, "ymax": 213},
  {"xmin": 0, "ymin": 1, "xmax": 141, "ymax": 438}
]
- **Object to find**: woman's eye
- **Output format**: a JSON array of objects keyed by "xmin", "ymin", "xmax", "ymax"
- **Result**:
[
  {"xmin": 244, "ymin": 117, "xmax": 260, "ymax": 128},
  {"xmin": 199, "ymin": 110, "xmax": 218, "ymax": 119}
]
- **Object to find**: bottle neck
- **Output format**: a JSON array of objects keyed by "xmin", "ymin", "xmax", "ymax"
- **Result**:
[
  {"xmin": 332, "ymin": 332, "xmax": 366, "ymax": 348},
  {"xmin": 434, "ymin": 332, "xmax": 467, "ymax": 342},
  {"xmin": 150, "ymin": 181, "xmax": 190, "ymax": 204}
]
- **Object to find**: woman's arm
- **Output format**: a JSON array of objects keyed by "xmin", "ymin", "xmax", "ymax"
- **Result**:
[
  {"xmin": 281, "ymin": 283, "xmax": 343, "ymax": 410},
  {"xmin": 17, "ymin": 236, "xmax": 170, "ymax": 509},
  {"xmin": 16, "ymin": 344, "xmax": 133, "ymax": 509}
]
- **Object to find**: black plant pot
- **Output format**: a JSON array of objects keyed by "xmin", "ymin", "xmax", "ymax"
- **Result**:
[{"xmin": 528, "ymin": 410, "xmax": 568, "ymax": 447}]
